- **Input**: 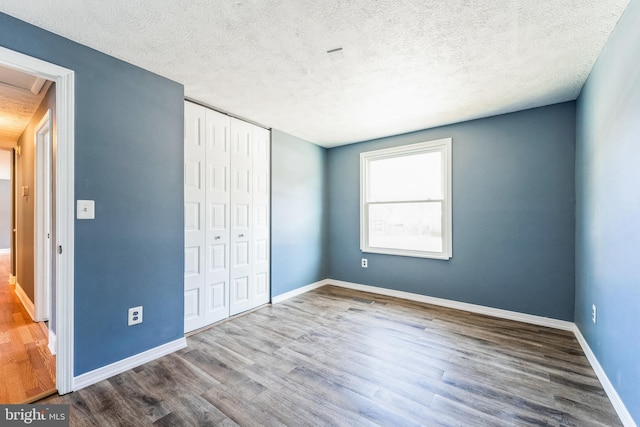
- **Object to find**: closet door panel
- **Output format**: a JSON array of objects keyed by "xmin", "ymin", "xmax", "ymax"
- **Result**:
[
  {"xmin": 184, "ymin": 102, "xmax": 207, "ymax": 333},
  {"xmin": 230, "ymin": 118, "xmax": 254, "ymax": 315},
  {"xmin": 252, "ymin": 126, "xmax": 271, "ymax": 306},
  {"xmin": 204, "ymin": 109, "xmax": 231, "ymax": 324}
]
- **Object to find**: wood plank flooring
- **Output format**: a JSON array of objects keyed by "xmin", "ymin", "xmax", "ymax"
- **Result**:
[
  {"xmin": 41, "ymin": 285, "xmax": 621, "ymax": 426},
  {"xmin": 0, "ymin": 253, "xmax": 57, "ymax": 403}
]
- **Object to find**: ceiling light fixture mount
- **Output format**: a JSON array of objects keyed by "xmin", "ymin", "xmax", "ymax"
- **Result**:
[{"xmin": 326, "ymin": 47, "xmax": 344, "ymax": 62}]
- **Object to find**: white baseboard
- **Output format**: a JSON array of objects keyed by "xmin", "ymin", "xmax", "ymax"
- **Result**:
[
  {"xmin": 48, "ymin": 329, "xmax": 57, "ymax": 356},
  {"xmin": 0, "ymin": 248, "xmax": 10, "ymax": 254},
  {"xmin": 573, "ymin": 326, "xmax": 637, "ymax": 427},
  {"xmin": 272, "ymin": 279, "xmax": 330, "ymax": 304},
  {"xmin": 9, "ymin": 274, "xmax": 16, "ymax": 285},
  {"xmin": 327, "ymin": 279, "xmax": 575, "ymax": 331},
  {"xmin": 14, "ymin": 282, "xmax": 35, "ymax": 321},
  {"xmin": 73, "ymin": 337, "xmax": 187, "ymax": 391}
]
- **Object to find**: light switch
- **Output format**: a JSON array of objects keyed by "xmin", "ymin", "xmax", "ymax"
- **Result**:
[{"xmin": 77, "ymin": 200, "xmax": 95, "ymax": 219}]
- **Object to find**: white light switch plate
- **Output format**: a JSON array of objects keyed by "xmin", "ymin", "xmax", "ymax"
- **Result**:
[{"xmin": 77, "ymin": 200, "xmax": 95, "ymax": 219}]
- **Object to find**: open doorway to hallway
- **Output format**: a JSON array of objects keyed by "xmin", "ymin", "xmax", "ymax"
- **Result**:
[
  {"xmin": 0, "ymin": 64, "xmax": 57, "ymax": 403},
  {"xmin": 0, "ymin": 45, "xmax": 75, "ymax": 397}
]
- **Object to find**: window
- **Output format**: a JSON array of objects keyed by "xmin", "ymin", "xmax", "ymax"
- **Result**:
[{"xmin": 360, "ymin": 138, "xmax": 452, "ymax": 259}]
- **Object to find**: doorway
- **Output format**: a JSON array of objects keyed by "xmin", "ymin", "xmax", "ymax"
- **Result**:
[
  {"xmin": 34, "ymin": 110, "xmax": 53, "ymax": 324},
  {"xmin": 0, "ymin": 69, "xmax": 56, "ymax": 402},
  {"xmin": 0, "ymin": 46, "xmax": 75, "ymax": 396}
]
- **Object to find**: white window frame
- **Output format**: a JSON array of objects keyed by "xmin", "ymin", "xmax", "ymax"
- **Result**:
[{"xmin": 360, "ymin": 138, "xmax": 452, "ymax": 260}]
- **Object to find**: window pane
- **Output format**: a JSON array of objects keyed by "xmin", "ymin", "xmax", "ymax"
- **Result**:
[
  {"xmin": 368, "ymin": 202, "xmax": 442, "ymax": 252},
  {"xmin": 369, "ymin": 151, "xmax": 442, "ymax": 202}
]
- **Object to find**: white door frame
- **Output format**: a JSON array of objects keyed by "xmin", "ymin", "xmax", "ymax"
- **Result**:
[
  {"xmin": 34, "ymin": 110, "xmax": 52, "ymax": 322},
  {"xmin": 0, "ymin": 46, "xmax": 75, "ymax": 394}
]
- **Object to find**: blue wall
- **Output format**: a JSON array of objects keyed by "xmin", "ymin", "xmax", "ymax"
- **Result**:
[
  {"xmin": 328, "ymin": 103, "xmax": 576, "ymax": 320},
  {"xmin": 271, "ymin": 130, "xmax": 328, "ymax": 296},
  {"xmin": 576, "ymin": 0, "xmax": 640, "ymax": 421},
  {"xmin": 0, "ymin": 13, "xmax": 185, "ymax": 375}
]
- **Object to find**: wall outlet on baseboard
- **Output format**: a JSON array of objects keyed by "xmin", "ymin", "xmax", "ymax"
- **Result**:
[
  {"xmin": 361, "ymin": 258, "xmax": 368, "ymax": 268},
  {"xmin": 128, "ymin": 306, "xmax": 143, "ymax": 326},
  {"xmin": 592, "ymin": 304, "xmax": 597, "ymax": 324}
]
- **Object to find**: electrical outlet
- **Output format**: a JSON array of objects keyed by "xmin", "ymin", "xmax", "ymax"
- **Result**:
[
  {"xmin": 592, "ymin": 304, "xmax": 597, "ymax": 324},
  {"xmin": 361, "ymin": 258, "xmax": 368, "ymax": 268},
  {"xmin": 128, "ymin": 306, "xmax": 143, "ymax": 326}
]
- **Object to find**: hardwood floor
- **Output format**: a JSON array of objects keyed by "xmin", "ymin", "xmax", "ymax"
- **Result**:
[
  {"xmin": 0, "ymin": 253, "xmax": 57, "ymax": 403},
  {"xmin": 41, "ymin": 285, "xmax": 621, "ymax": 426}
]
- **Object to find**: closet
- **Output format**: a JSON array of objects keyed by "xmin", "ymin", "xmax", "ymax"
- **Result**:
[{"xmin": 184, "ymin": 101, "xmax": 270, "ymax": 333}]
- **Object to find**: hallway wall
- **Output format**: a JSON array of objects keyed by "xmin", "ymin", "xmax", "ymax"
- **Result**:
[
  {"xmin": 15, "ymin": 83, "xmax": 55, "ymax": 302},
  {"xmin": 0, "ymin": 150, "xmax": 10, "ymax": 251},
  {"xmin": 0, "ymin": 181, "xmax": 10, "ymax": 251}
]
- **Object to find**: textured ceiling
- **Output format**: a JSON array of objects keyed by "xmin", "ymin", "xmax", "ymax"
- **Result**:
[
  {"xmin": 0, "ymin": 64, "xmax": 51, "ymax": 148},
  {"xmin": 0, "ymin": 0, "xmax": 630, "ymax": 147}
]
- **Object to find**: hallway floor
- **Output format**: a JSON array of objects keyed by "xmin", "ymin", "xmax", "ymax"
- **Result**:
[{"xmin": 0, "ymin": 253, "xmax": 56, "ymax": 403}]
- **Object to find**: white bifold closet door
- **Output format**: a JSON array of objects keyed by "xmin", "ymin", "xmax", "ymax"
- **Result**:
[
  {"xmin": 204, "ymin": 109, "xmax": 232, "ymax": 324},
  {"xmin": 229, "ymin": 119, "xmax": 271, "ymax": 316},
  {"xmin": 184, "ymin": 101, "xmax": 270, "ymax": 333},
  {"xmin": 184, "ymin": 102, "xmax": 208, "ymax": 333},
  {"xmin": 251, "ymin": 124, "xmax": 271, "ymax": 309}
]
